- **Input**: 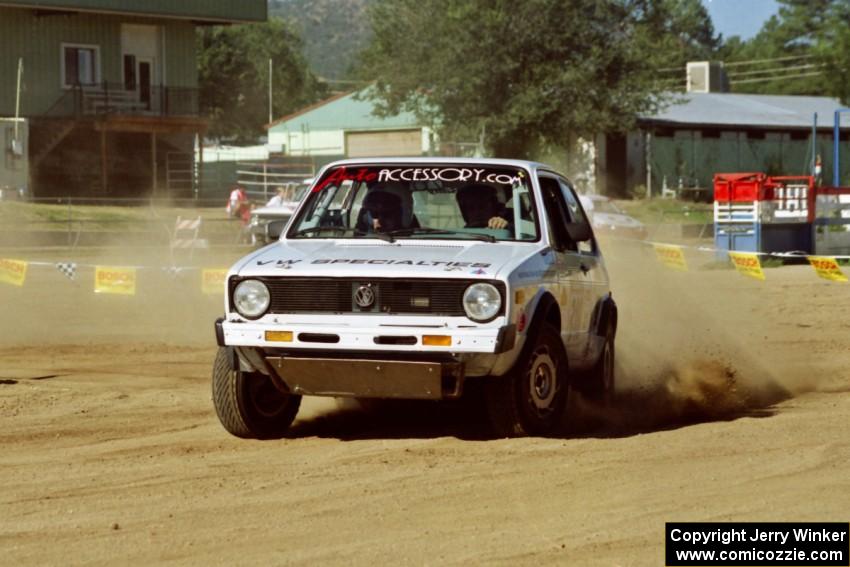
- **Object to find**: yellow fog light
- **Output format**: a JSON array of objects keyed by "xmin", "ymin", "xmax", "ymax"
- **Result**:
[
  {"xmin": 423, "ymin": 335, "xmax": 452, "ymax": 346},
  {"xmin": 265, "ymin": 330, "xmax": 293, "ymax": 342}
]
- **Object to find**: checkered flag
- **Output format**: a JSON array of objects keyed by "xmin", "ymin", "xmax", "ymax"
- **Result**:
[{"xmin": 55, "ymin": 262, "xmax": 77, "ymax": 281}]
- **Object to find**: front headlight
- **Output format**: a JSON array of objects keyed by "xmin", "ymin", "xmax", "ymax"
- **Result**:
[
  {"xmin": 462, "ymin": 283, "xmax": 502, "ymax": 322},
  {"xmin": 233, "ymin": 279, "xmax": 270, "ymax": 319}
]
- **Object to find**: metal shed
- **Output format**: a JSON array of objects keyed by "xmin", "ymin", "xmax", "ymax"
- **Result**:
[{"xmin": 598, "ymin": 93, "xmax": 850, "ymax": 198}]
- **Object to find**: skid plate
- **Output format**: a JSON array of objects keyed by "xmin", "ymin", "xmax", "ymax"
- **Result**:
[{"xmin": 268, "ymin": 357, "xmax": 461, "ymax": 399}]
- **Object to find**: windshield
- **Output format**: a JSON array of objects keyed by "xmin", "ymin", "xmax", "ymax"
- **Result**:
[
  {"xmin": 287, "ymin": 165, "xmax": 539, "ymax": 242},
  {"xmin": 292, "ymin": 183, "xmax": 309, "ymax": 201}
]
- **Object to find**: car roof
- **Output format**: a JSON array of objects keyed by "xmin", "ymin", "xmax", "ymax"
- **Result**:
[{"xmin": 322, "ymin": 156, "xmax": 553, "ymax": 171}]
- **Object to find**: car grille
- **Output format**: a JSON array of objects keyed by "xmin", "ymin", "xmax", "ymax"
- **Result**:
[{"xmin": 229, "ymin": 277, "xmax": 505, "ymax": 317}]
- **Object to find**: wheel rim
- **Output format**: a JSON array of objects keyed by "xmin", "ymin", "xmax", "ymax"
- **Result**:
[
  {"xmin": 244, "ymin": 373, "xmax": 289, "ymax": 419},
  {"xmin": 526, "ymin": 346, "xmax": 558, "ymax": 417}
]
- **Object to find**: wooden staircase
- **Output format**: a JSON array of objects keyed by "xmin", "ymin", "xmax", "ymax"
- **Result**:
[{"xmin": 31, "ymin": 120, "xmax": 76, "ymax": 168}]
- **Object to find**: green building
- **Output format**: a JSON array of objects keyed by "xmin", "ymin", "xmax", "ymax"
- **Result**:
[
  {"xmin": 599, "ymin": 93, "xmax": 850, "ymax": 199},
  {"xmin": 0, "ymin": 0, "xmax": 265, "ymax": 198},
  {"xmin": 266, "ymin": 90, "xmax": 436, "ymax": 162}
]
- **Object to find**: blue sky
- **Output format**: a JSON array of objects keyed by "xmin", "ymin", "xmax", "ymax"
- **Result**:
[{"xmin": 702, "ymin": 0, "xmax": 780, "ymax": 40}]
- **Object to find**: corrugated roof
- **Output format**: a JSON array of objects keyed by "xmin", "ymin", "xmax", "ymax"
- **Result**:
[
  {"xmin": 644, "ymin": 92, "xmax": 850, "ymax": 129},
  {"xmin": 271, "ymin": 90, "xmax": 849, "ymax": 133},
  {"xmin": 268, "ymin": 90, "xmax": 422, "ymax": 133}
]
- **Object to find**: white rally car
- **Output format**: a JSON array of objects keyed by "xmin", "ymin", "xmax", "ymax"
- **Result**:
[{"xmin": 213, "ymin": 158, "xmax": 617, "ymax": 438}]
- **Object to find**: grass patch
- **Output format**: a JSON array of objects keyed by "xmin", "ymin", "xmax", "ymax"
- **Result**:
[
  {"xmin": 614, "ymin": 197, "xmax": 712, "ymax": 225},
  {"xmin": 0, "ymin": 201, "xmax": 237, "ymax": 235},
  {"xmin": 760, "ymin": 257, "xmax": 784, "ymax": 268}
]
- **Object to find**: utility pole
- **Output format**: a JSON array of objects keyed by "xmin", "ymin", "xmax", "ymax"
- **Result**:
[
  {"xmin": 14, "ymin": 58, "xmax": 23, "ymax": 140},
  {"xmin": 268, "ymin": 58, "xmax": 273, "ymax": 125},
  {"xmin": 645, "ymin": 131, "xmax": 652, "ymax": 199}
]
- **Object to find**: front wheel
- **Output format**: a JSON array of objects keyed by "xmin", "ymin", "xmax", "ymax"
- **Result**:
[
  {"xmin": 578, "ymin": 325, "xmax": 616, "ymax": 407},
  {"xmin": 212, "ymin": 347, "xmax": 301, "ymax": 439},
  {"xmin": 485, "ymin": 324, "xmax": 568, "ymax": 437}
]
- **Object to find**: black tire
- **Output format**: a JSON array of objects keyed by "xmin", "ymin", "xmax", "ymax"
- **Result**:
[
  {"xmin": 485, "ymin": 324, "xmax": 568, "ymax": 437},
  {"xmin": 579, "ymin": 324, "xmax": 616, "ymax": 406},
  {"xmin": 212, "ymin": 347, "xmax": 301, "ymax": 439}
]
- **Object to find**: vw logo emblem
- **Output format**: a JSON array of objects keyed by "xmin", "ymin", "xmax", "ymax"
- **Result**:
[{"xmin": 354, "ymin": 284, "xmax": 375, "ymax": 308}]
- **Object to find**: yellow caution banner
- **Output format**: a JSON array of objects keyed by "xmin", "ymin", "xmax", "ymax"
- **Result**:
[
  {"xmin": 202, "ymin": 269, "xmax": 228, "ymax": 295},
  {"xmin": 94, "ymin": 266, "xmax": 136, "ymax": 295},
  {"xmin": 728, "ymin": 252, "xmax": 766, "ymax": 281},
  {"xmin": 652, "ymin": 243, "xmax": 688, "ymax": 271},
  {"xmin": 0, "ymin": 258, "xmax": 28, "ymax": 287},
  {"xmin": 807, "ymin": 256, "xmax": 848, "ymax": 282}
]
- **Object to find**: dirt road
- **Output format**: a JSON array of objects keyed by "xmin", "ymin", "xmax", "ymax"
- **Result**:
[{"xmin": 1, "ymin": 243, "xmax": 848, "ymax": 565}]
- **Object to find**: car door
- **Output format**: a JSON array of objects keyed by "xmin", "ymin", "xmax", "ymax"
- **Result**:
[
  {"xmin": 557, "ymin": 178, "xmax": 609, "ymax": 367},
  {"xmin": 537, "ymin": 174, "xmax": 586, "ymax": 362}
]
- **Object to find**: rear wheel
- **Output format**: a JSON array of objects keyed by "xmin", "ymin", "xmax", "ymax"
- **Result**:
[
  {"xmin": 485, "ymin": 324, "xmax": 568, "ymax": 437},
  {"xmin": 212, "ymin": 347, "xmax": 301, "ymax": 439}
]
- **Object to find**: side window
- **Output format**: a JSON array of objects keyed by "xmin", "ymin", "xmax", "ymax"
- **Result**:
[
  {"xmin": 558, "ymin": 180, "xmax": 588, "ymax": 224},
  {"xmin": 558, "ymin": 179, "xmax": 595, "ymax": 254},
  {"xmin": 538, "ymin": 176, "xmax": 576, "ymax": 252}
]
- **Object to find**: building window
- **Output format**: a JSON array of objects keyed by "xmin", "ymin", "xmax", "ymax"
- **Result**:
[
  {"xmin": 61, "ymin": 43, "xmax": 100, "ymax": 87},
  {"xmin": 123, "ymin": 54, "xmax": 137, "ymax": 90}
]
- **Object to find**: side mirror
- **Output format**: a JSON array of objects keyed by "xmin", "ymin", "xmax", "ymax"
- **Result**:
[
  {"xmin": 565, "ymin": 221, "xmax": 593, "ymax": 243},
  {"xmin": 265, "ymin": 219, "xmax": 288, "ymax": 241}
]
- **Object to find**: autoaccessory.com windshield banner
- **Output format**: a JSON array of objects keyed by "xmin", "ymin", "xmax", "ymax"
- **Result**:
[
  {"xmin": 314, "ymin": 166, "xmax": 524, "ymax": 191},
  {"xmin": 377, "ymin": 167, "xmax": 522, "ymax": 185}
]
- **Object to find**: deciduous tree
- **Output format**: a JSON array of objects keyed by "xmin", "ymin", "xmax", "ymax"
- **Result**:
[
  {"xmin": 197, "ymin": 19, "xmax": 328, "ymax": 142},
  {"xmin": 358, "ymin": 0, "xmax": 692, "ymax": 158}
]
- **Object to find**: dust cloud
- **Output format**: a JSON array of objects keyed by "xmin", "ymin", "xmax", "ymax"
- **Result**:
[
  {"xmin": 0, "ymin": 220, "xmax": 246, "ymax": 346},
  {"xmin": 575, "ymin": 238, "xmax": 820, "ymax": 435},
  {"xmin": 0, "ymin": 231, "xmax": 832, "ymax": 437}
]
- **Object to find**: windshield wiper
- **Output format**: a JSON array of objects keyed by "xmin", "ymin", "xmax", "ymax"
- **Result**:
[
  {"xmin": 354, "ymin": 229, "xmax": 394, "ymax": 243},
  {"xmin": 291, "ymin": 226, "xmax": 346, "ymax": 237},
  {"xmin": 292, "ymin": 226, "xmax": 396, "ymax": 242},
  {"xmin": 384, "ymin": 228, "xmax": 497, "ymax": 243}
]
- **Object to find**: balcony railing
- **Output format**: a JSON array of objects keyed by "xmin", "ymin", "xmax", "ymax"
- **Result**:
[{"xmin": 44, "ymin": 83, "xmax": 199, "ymax": 118}]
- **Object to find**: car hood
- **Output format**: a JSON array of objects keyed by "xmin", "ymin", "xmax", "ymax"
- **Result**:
[{"xmin": 232, "ymin": 239, "xmax": 542, "ymax": 280}]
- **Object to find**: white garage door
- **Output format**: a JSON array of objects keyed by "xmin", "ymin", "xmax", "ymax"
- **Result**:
[{"xmin": 345, "ymin": 129, "xmax": 422, "ymax": 158}]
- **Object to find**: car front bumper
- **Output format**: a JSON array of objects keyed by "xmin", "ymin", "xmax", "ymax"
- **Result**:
[
  {"xmin": 217, "ymin": 317, "xmax": 515, "ymax": 354},
  {"xmin": 215, "ymin": 317, "xmax": 517, "ymax": 399}
]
